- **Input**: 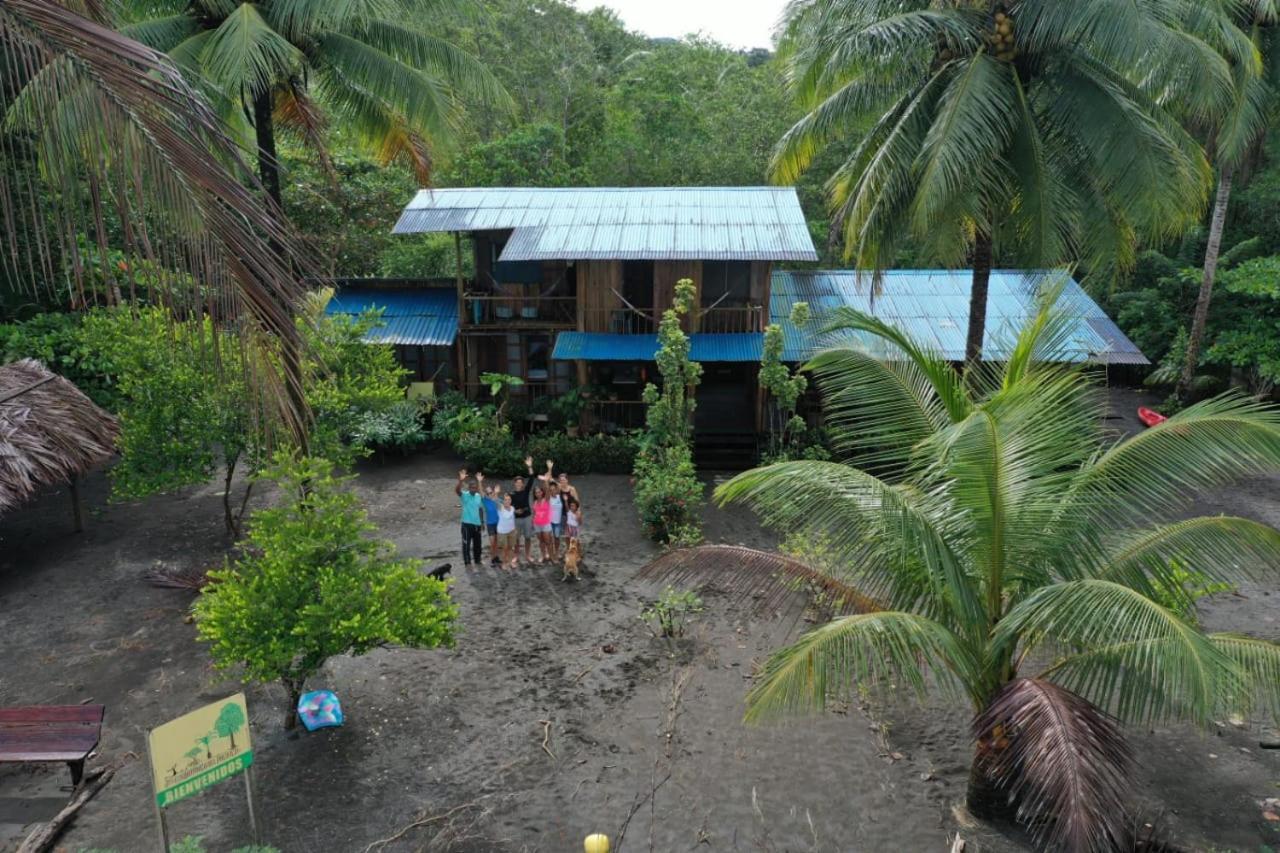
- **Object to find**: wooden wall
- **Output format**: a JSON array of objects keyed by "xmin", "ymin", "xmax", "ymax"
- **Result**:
[
  {"xmin": 576, "ymin": 260, "xmax": 623, "ymax": 332},
  {"xmin": 749, "ymin": 261, "xmax": 772, "ymax": 307},
  {"xmin": 654, "ymin": 260, "xmax": 701, "ymax": 329}
]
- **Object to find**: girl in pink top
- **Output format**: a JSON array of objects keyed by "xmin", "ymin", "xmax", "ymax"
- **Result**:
[{"xmin": 531, "ymin": 486, "xmax": 553, "ymax": 563}]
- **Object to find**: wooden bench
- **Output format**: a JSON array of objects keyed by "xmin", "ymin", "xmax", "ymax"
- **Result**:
[{"xmin": 0, "ymin": 705, "xmax": 104, "ymax": 788}]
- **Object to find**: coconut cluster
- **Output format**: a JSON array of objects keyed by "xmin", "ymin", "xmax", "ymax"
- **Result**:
[{"xmin": 987, "ymin": 9, "xmax": 1016, "ymax": 62}]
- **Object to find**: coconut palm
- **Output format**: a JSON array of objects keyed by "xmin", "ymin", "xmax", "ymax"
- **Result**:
[
  {"xmin": 1178, "ymin": 1, "xmax": 1280, "ymax": 403},
  {"xmin": 114, "ymin": 0, "xmax": 509, "ymax": 205},
  {"xmin": 770, "ymin": 0, "xmax": 1256, "ymax": 366},
  {"xmin": 0, "ymin": 0, "xmax": 309, "ymax": 440},
  {"xmin": 642, "ymin": 292, "xmax": 1280, "ymax": 850}
]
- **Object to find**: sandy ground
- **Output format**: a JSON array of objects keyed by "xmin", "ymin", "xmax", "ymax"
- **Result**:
[{"xmin": 0, "ymin": 388, "xmax": 1277, "ymax": 852}]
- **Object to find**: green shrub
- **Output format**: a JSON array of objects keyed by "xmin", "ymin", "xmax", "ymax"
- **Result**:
[
  {"xmin": 639, "ymin": 586, "xmax": 704, "ymax": 638},
  {"xmin": 351, "ymin": 399, "xmax": 428, "ymax": 452},
  {"xmin": 526, "ymin": 431, "xmax": 639, "ymax": 474},
  {"xmin": 195, "ymin": 455, "xmax": 457, "ymax": 728},
  {"xmin": 0, "ymin": 311, "xmax": 122, "ymax": 409},
  {"xmin": 634, "ymin": 443, "xmax": 703, "ymax": 545}
]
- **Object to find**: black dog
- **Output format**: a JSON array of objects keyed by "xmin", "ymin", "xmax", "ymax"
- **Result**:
[{"xmin": 427, "ymin": 562, "xmax": 452, "ymax": 581}]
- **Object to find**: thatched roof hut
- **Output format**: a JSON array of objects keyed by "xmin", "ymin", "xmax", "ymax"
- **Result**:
[{"xmin": 0, "ymin": 359, "xmax": 118, "ymax": 518}]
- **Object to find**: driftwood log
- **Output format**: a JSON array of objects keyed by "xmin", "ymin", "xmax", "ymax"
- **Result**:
[{"xmin": 16, "ymin": 764, "xmax": 116, "ymax": 853}]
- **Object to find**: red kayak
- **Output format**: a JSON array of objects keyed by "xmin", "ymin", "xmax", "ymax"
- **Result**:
[{"xmin": 1138, "ymin": 407, "xmax": 1168, "ymax": 428}]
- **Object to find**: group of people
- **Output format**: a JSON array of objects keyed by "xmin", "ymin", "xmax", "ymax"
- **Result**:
[{"xmin": 454, "ymin": 457, "xmax": 584, "ymax": 572}]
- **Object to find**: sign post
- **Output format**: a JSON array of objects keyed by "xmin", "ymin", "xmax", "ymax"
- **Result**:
[{"xmin": 147, "ymin": 692, "xmax": 257, "ymax": 849}]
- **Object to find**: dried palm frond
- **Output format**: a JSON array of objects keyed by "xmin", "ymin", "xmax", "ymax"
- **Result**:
[
  {"xmin": 973, "ymin": 678, "xmax": 1132, "ymax": 853},
  {"xmin": 0, "ymin": 0, "xmax": 311, "ymax": 442},
  {"xmin": 142, "ymin": 564, "xmax": 212, "ymax": 591},
  {"xmin": 637, "ymin": 544, "xmax": 883, "ymax": 616}
]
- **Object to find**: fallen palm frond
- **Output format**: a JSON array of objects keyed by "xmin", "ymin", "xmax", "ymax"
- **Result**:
[
  {"xmin": 974, "ymin": 678, "xmax": 1132, "ymax": 853},
  {"xmin": 637, "ymin": 544, "xmax": 884, "ymax": 616},
  {"xmin": 142, "ymin": 564, "xmax": 213, "ymax": 591},
  {"xmin": 0, "ymin": 359, "xmax": 117, "ymax": 515}
]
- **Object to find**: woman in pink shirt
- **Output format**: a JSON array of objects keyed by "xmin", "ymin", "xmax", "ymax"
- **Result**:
[{"xmin": 531, "ymin": 485, "xmax": 553, "ymax": 564}]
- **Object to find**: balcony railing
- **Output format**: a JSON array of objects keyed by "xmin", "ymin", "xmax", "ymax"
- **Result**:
[
  {"xmin": 463, "ymin": 294, "xmax": 576, "ymax": 327},
  {"xmin": 580, "ymin": 305, "xmax": 765, "ymax": 335},
  {"xmin": 695, "ymin": 305, "xmax": 765, "ymax": 333},
  {"xmin": 584, "ymin": 400, "xmax": 647, "ymax": 432}
]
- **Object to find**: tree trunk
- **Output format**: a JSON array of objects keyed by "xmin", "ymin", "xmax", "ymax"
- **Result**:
[
  {"xmin": 284, "ymin": 679, "xmax": 303, "ymax": 730},
  {"xmin": 965, "ymin": 232, "xmax": 994, "ymax": 370},
  {"xmin": 965, "ymin": 742, "xmax": 1018, "ymax": 822},
  {"xmin": 1177, "ymin": 167, "xmax": 1234, "ymax": 404},
  {"xmin": 222, "ymin": 452, "xmax": 240, "ymax": 538},
  {"xmin": 252, "ymin": 89, "xmax": 283, "ymax": 210}
]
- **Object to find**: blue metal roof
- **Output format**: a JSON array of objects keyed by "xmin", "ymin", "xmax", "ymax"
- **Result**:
[
  {"xmin": 770, "ymin": 270, "xmax": 1147, "ymax": 365},
  {"xmin": 552, "ymin": 332, "xmax": 764, "ymax": 362},
  {"xmin": 393, "ymin": 187, "xmax": 818, "ymax": 262},
  {"xmin": 325, "ymin": 286, "xmax": 458, "ymax": 347}
]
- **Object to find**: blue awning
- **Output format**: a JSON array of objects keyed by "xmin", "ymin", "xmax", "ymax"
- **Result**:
[
  {"xmin": 325, "ymin": 286, "xmax": 458, "ymax": 347},
  {"xmin": 552, "ymin": 332, "xmax": 763, "ymax": 362}
]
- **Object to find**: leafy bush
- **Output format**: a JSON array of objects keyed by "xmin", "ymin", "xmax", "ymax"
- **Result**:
[
  {"xmin": 1149, "ymin": 562, "xmax": 1235, "ymax": 623},
  {"xmin": 195, "ymin": 455, "xmax": 457, "ymax": 728},
  {"xmin": 633, "ymin": 443, "xmax": 703, "ymax": 545},
  {"xmin": 378, "ymin": 232, "xmax": 472, "ymax": 279},
  {"xmin": 454, "ymin": 422, "xmax": 525, "ymax": 475},
  {"xmin": 639, "ymin": 586, "xmax": 704, "ymax": 638},
  {"xmin": 351, "ymin": 399, "xmax": 428, "ymax": 452},
  {"xmin": 526, "ymin": 431, "xmax": 639, "ymax": 474},
  {"xmin": 0, "ymin": 311, "xmax": 122, "ymax": 409}
]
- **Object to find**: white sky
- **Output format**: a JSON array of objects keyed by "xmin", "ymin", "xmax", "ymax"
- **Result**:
[{"xmin": 577, "ymin": 0, "xmax": 787, "ymax": 50}]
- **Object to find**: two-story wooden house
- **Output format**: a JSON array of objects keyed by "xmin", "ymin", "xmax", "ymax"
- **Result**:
[{"xmin": 390, "ymin": 186, "xmax": 818, "ymax": 454}]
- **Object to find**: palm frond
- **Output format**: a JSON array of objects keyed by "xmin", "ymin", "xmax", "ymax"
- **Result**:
[
  {"xmin": 356, "ymin": 20, "xmax": 511, "ymax": 109},
  {"xmin": 637, "ymin": 545, "xmax": 883, "ymax": 616},
  {"xmin": 1068, "ymin": 393, "xmax": 1280, "ymax": 526},
  {"xmin": 713, "ymin": 461, "xmax": 984, "ymax": 631},
  {"xmin": 0, "ymin": 0, "xmax": 310, "ymax": 442},
  {"xmin": 974, "ymin": 678, "xmax": 1132, "ymax": 853},
  {"xmin": 200, "ymin": 3, "xmax": 303, "ymax": 99},
  {"xmin": 746, "ymin": 610, "xmax": 978, "ymax": 721},
  {"xmin": 1092, "ymin": 516, "xmax": 1280, "ymax": 605},
  {"xmin": 117, "ymin": 11, "xmax": 197, "ymax": 50},
  {"xmin": 1005, "ymin": 580, "xmax": 1239, "ymax": 724},
  {"xmin": 274, "ymin": 78, "xmax": 336, "ymax": 182},
  {"xmin": 1207, "ymin": 633, "xmax": 1280, "ymax": 723}
]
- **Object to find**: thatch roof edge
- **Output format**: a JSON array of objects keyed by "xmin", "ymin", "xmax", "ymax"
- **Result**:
[{"xmin": 0, "ymin": 358, "xmax": 118, "ymax": 514}]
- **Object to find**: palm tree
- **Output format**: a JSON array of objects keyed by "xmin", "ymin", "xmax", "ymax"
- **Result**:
[
  {"xmin": 643, "ymin": 293, "xmax": 1280, "ymax": 849},
  {"xmin": 770, "ymin": 0, "xmax": 1255, "ymax": 367},
  {"xmin": 0, "ymin": 0, "xmax": 310, "ymax": 441},
  {"xmin": 1178, "ymin": 2, "xmax": 1279, "ymax": 403},
  {"xmin": 115, "ymin": 0, "xmax": 509, "ymax": 206}
]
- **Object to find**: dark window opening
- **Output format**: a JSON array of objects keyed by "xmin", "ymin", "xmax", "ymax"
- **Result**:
[{"xmin": 702, "ymin": 261, "xmax": 752, "ymax": 307}]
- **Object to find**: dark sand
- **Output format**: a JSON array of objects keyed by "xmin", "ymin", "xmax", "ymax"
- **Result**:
[{"xmin": 1, "ymin": 388, "xmax": 1277, "ymax": 852}]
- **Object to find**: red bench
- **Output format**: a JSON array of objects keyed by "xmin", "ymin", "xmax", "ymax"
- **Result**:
[{"xmin": 0, "ymin": 705, "xmax": 105, "ymax": 787}]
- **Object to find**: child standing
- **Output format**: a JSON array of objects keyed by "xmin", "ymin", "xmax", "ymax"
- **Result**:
[
  {"xmin": 547, "ymin": 482, "xmax": 564, "ymax": 562},
  {"xmin": 565, "ymin": 497, "xmax": 582, "ymax": 543}
]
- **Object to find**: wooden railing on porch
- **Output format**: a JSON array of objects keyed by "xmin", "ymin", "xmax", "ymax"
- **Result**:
[
  {"xmin": 462, "ymin": 295, "xmax": 577, "ymax": 327},
  {"xmin": 579, "ymin": 304, "xmax": 765, "ymax": 335},
  {"xmin": 583, "ymin": 400, "xmax": 647, "ymax": 432}
]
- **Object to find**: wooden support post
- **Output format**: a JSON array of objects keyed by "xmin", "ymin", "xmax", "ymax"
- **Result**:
[
  {"xmin": 69, "ymin": 476, "xmax": 83, "ymax": 533},
  {"xmin": 454, "ymin": 232, "xmax": 467, "ymax": 391}
]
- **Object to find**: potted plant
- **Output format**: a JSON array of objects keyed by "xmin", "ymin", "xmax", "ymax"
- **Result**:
[{"xmin": 552, "ymin": 387, "xmax": 590, "ymax": 437}]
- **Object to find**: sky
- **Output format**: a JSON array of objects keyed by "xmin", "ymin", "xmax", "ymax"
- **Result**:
[{"xmin": 577, "ymin": 0, "xmax": 787, "ymax": 50}]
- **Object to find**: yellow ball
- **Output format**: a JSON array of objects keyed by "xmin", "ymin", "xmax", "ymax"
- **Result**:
[{"xmin": 584, "ymin": 834, "xmax": 611, "ymax": 853}]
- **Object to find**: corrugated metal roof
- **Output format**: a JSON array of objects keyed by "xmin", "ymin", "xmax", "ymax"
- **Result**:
[
  {"xmin": 770, "ymin": 270, "xmax": 1148, "ymax": 365},
  {"xmin": 325, "ymin": 286, "xmax": 458, "ymax": 347},
  {"xmin": 552, "ymin": 332, "xmax": 764, "ymax": 362},
  {"xmin": 393, "ymin": 187, "xmax": 819, "ymax": 262}
]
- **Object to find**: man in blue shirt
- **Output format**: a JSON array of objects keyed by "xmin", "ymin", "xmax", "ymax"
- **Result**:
[{"xmin": 455, "ymin": 469, "xmax": 486, "ymax": 567}]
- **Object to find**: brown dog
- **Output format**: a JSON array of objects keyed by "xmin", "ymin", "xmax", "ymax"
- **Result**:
[{"xmin": 562, "ymin": 538, "xmax": 581, "ymax": 581}]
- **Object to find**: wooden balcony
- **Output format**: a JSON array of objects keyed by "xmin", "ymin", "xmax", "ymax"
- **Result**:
[
  {"xmin": 584, "ymin": 399, "xmax": 647, "ymax": 432},
  {"xmin": 462, "ymin": 294, "xmax": 577, "ymax": 328},
  {"xmin": 580, "ymin": 304, "xmax": 765, "ymax": 334}
]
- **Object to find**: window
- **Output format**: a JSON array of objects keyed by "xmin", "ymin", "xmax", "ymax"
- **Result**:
[
  {"xmin": 702, "ymin": 261, "xmax": 752, "ymax": 306},
  {"xmin": 527, "ymin": 333, "xmax": 551, "ymax": 381}
]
